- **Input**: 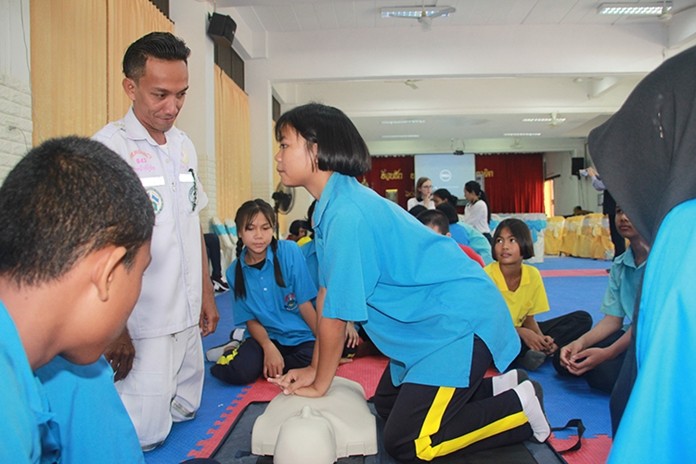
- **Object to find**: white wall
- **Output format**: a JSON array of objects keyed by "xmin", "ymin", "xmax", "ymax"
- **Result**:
[{"xmin": 0, "ymin": 0, "xmax": 32, "ymax": 181}]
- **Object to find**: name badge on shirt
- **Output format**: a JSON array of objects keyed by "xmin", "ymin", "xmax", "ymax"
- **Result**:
[
  {"xmin": 146, "ymin": 188, "xmax": 164, "ymax": 215},
  {"xmin": 140, "ymin": 176, "xmax": 165, "ymax": 188},
  {"xmin": 284, "ymin": 293, "xmax": 298, "ymax": 311},
  {"xmin": 179, "ymin": 172, "xmax": 194, "ymax": 183}
]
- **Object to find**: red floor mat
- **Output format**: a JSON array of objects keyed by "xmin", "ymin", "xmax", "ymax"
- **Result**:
[
  {"xmin": 540, "ymin": 269, "xmax": 609, "ymax": 277},
  {"xmin": 187, "ymin": 356, "xmax": 611, "ymax": 462}
]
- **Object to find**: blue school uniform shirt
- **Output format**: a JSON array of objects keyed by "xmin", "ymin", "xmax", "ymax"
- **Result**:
[
  {"xmin": 600, "ymin": 246, "xmax": 644, "ymax": 330},
  {"xmin": 459, "ymin": 222, "xmax": 494, "ymax": 264},
  {"xmin": 226, "ymin": 240, "xmax": 317, "ymax": 346},
  {"xmin": 449, "ymin": 223, "xmax": 470, "ymax": 246},
  {"xmin": 313, "ymin": 173, "xmax": 519, "ymax": 388},
  {"xmin": 609, "ymin": 199, "xmax": 696, "ymax": 463},
  {"xmin": 300, "ymin": 239, "xmax": 319, "ymax": 290},
  {"xmin": 0, "ymin": 302, "xmax": 60, "ymax": 464},
  {"xmin": 34, "ymin": 356, "xmax": 145, "ymax": 464}
]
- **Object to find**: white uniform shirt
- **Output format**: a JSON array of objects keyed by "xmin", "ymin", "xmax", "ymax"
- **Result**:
[
  {"xmin": 94, "ymin": 108, "xmax": 208, "ymax": 339},
  {"xmin": 464, "ymin": 200, "xmax": 490, "ymax": 234}
]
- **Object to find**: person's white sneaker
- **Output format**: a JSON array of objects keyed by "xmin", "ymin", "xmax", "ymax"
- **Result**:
[{"xmin": 205, "ymin": 327, "xmax": 245, "ymax": 362}]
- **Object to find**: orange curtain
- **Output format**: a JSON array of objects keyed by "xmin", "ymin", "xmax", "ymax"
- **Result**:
[
  {"xmin": 475, "ymin": 153, "xmax": 544, "ymax": 213},
  {"xmin": 31, "ymin": 0, "xmax": 108, "ymax": 143},
  {"xmin": 215, "ymin": 65, "xmax": 251, "ymax": 220},
  {"xmin": 30, "ymin": 0, "xmax": 172, "ymax": 144}
]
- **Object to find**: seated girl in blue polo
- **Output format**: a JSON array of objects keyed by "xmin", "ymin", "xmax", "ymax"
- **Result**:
[{"xmin": 210, "ymin": 199, "xmax": 317, "ymax": 385}]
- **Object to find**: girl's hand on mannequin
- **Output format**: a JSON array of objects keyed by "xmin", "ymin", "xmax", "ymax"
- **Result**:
[{"xmin": 268, "ymin": 365, "xmax": 316, "ymax": 393}]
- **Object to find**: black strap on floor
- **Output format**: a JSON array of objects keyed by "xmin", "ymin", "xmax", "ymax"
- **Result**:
[{"xmin": 551, "ymin": 418, "xmax": 585, "ymax": 454}]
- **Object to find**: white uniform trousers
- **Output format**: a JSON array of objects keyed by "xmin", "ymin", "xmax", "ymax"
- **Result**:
[{"xmin": 116, "ymin": 325, "xmax": 204, "ymax": 450}]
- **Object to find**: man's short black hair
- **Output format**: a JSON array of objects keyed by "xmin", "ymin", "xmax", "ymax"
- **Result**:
[
  {"xmin": 0, "ymin": 136, "xmax": 155, "ymax": 287},
  {"xmin": 123, "ymin": 32, "xmax": 190, "ymax": 80},
  {"xmin": 417, "ymin": 209, "xmax": 450, "ymax": 235}
]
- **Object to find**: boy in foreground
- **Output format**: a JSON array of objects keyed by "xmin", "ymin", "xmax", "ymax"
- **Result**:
[{"xmin": 0, "ymin": 137, "xmax": 154, "ymax": 462}]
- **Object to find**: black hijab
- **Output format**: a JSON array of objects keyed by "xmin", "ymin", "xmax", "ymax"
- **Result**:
[{"xmin": 588, "ymin": 45, "xmax": 696, "ymax": 246}]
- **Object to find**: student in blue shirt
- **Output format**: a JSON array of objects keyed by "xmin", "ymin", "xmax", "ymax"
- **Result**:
[
  {"xmin": 0, "ymin": 137, "xmax": 154, "ymax": 463},
  {"xmin": 554, "ymin": 206, "xmax": 648, "ymax": 393},
  {"xmin": 210, "ymin": 199, "xmax": 317, "ymax": 385},
  {"xmin": 589, "ymin": 45, "xmax": 696, "ymax": 462},
  {"xmin": 436, "ymin": 202, "xmax": 494, "ymax": 264},
  {"xmin": 269, "ymin": 103, "xmax": 550, "ymax": 462}
]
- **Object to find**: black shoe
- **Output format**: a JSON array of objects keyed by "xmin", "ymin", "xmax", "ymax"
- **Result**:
[
  {"xmin": 212, "ymin": 277, "xmax": 230, "ymax": 293},
  {"xmin": 518, "ymin": 350, "xmax": 547, "ymax": 371}
]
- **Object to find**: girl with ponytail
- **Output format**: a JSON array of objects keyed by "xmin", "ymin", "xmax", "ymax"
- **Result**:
[
  {"xmin": 210, "ymin": 199, "xmax": 318, "ymax": 385},
  {"xmin": 463, "ymin": 180, "xmax": 493, "ymax": 243}
]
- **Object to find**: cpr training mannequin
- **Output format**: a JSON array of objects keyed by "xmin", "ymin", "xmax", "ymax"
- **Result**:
[{"xmin": 252, "ymin": 377, "xmax": 377, "ymax": 463}]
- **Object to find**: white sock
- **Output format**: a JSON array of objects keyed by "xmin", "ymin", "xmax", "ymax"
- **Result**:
[
  {"xmin": 513, "ymin": 380, "xmax": 550, "ymax": 442},
  {"xmin": 492, "ymin": 369, "xmax": 527, "ymax": 396}
]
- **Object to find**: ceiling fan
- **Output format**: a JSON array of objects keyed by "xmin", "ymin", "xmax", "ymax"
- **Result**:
[{"xmin": 381, "ymin": 3, "xmax": 456, "ymax": 30}]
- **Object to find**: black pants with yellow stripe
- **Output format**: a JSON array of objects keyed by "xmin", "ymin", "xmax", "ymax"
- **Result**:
[{"xmin": 372, "ymin": 337, "xmax": 532, "ymax": 463}]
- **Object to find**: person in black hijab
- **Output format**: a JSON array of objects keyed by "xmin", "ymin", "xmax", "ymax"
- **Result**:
[{"xmin": 588, "ymin": 45, "xmax": 696, "ymax": 463}]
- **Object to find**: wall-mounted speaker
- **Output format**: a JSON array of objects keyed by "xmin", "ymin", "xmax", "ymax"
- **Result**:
[
  {"xmin": 207, "ymin": 13, "xmax": 236, "ymax": 48},
  {"xmin": 571, "ymin": 157, "xmax": 585, "ymax": 177}
]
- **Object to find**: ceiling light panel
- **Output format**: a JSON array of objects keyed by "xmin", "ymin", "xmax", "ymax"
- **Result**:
[
  {"xmin": 381, "ymin": 6, "xmax": 455, "ymax": 18},
  {"xmin": 380, "ymin": 119, "xmax": 426, "ymax": 125},
  {"xmin": 597, "ymin": 2, "xmax": 671, "ymax": 15},
  {"xmin": 380, "ymin": 134, "xmax": 421, "ymax": 139},
  {"xmin": 522, "ymin": 117, "xmax": 566, "ymax": 123}
]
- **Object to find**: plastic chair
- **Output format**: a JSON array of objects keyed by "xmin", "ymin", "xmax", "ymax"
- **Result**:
[
  {"xmin": 544, "ymin": 216, "xmax": 565, "ymax": 256},
  {"xmin": 559, "ymin": 215, "xmax": 584, "ymax": 257}
]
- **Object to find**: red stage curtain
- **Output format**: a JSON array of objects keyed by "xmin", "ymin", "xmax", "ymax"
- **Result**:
[
  {"xmin": 359, "ymin": 156, "xmax": 415, "ymax": 210},
  {"xmin": 475, "ymin": 153, "xmax": 544, "ymax": 213}
]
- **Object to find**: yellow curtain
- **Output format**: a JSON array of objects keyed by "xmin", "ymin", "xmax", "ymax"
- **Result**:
[
  {"xmin": 215, "ymin": 65, "xmax": 251, "ymax": 219},
  {"xmin": 107, "ymin": 0, "xmax": 173, "ymax": 121},
  {"xmin": 30, "ymin": 0, "xmax": 171, "ymax": 144},
  {"xmin": 30, "ymin": 0, "xmax": 108, "ymax": 143},
  {"xmin": 271, "ymin": 129, "xmax": 286, "ymax": 234}
]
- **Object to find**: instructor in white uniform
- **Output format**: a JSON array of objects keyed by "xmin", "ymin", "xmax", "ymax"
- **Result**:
[{"xmin": 94, "ymin": 32, "xmax": 219, "ymax": 451}]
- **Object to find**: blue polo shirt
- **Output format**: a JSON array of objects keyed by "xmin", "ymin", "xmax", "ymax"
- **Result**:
[
  {"xmin": 313, "ymin": 173, "xmax": 519, "ymax": 388},
  {"xmin": 226, "ymin": 240, "xmax": 317, "ymax": 346},
  {"xmin": 449, "ymin": 223, "xmax": 470, "ymax": 246},
  {"xmin": 0, "ymin": 303, "xmax": 60, "ymax": 464},
  {"xmin": 600, "ymin": 247, "xmax": 644, "ymax": 330},
  {"xmin": 300, "ymin": 239, "xmax": 319, "ymax": 290},
  {"xmin": 608, "ymin": 199, "xmax": 696, "ymax": 463},
  {"xmin": 459, "ymin": 222, "xmax": 494, "ymax": 264},
  {"xmin": 35, "ymin": 356, "xmax": 144, "ymax": 464}
]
